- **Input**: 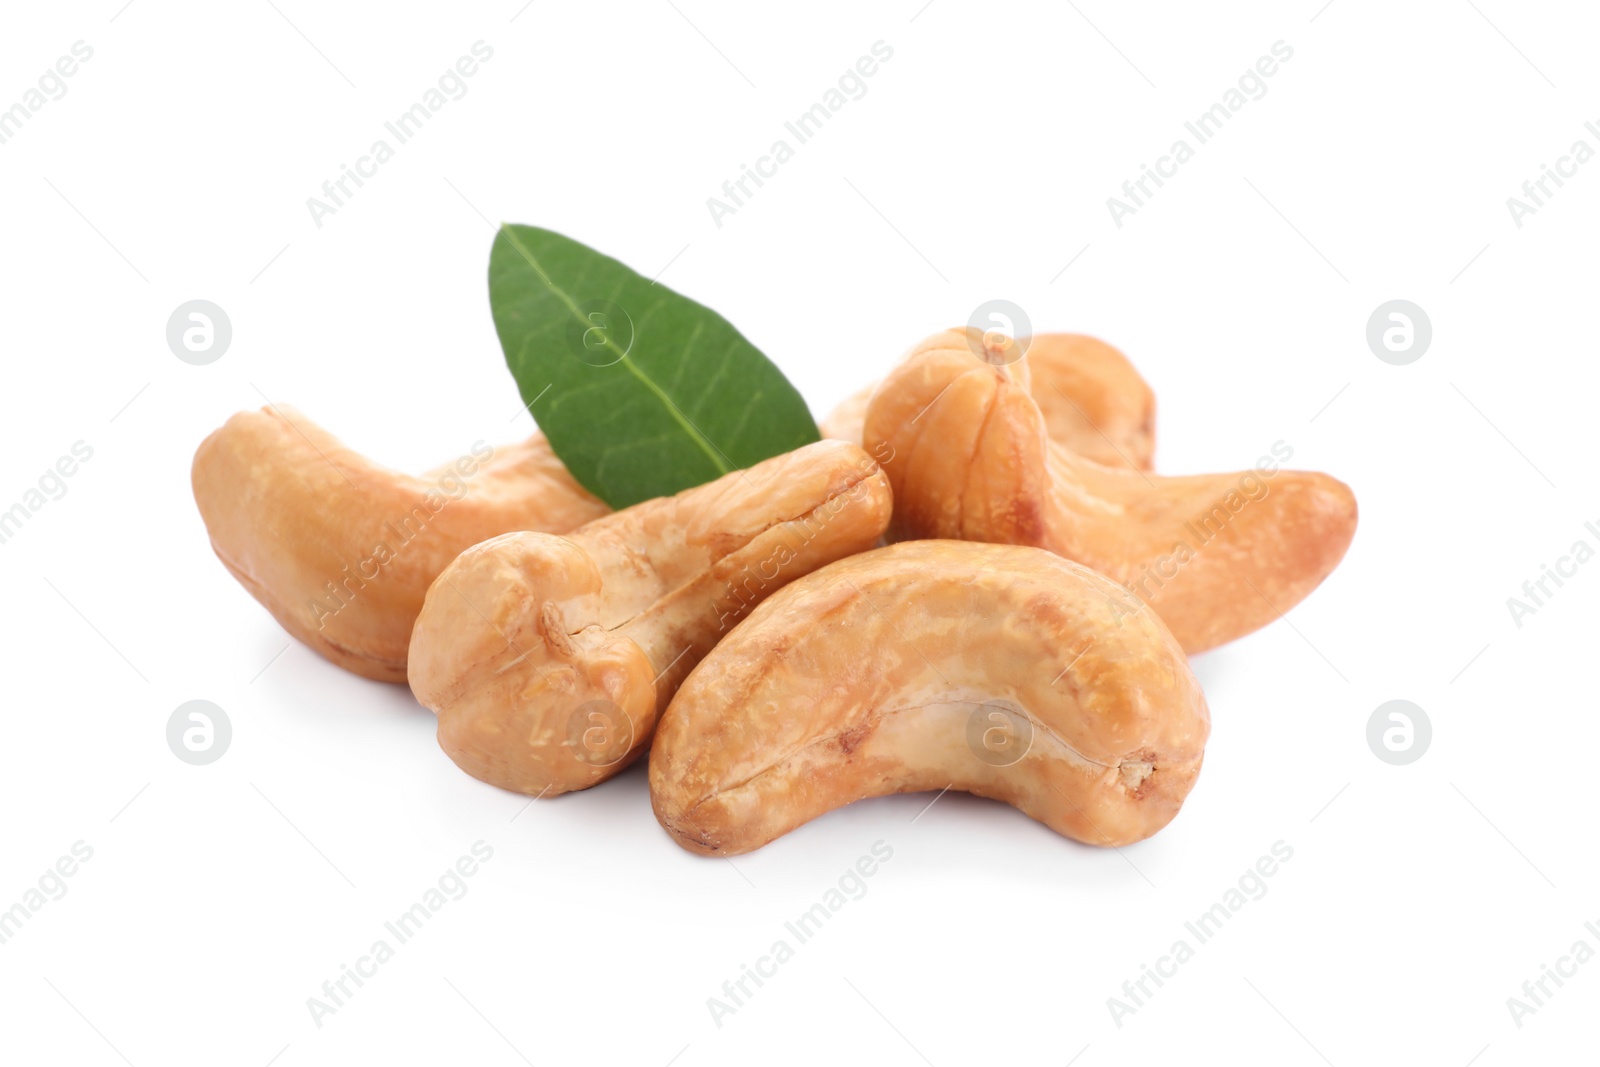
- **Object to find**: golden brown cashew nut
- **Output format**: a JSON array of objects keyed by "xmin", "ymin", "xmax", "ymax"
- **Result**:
[
  {"xmin": 649, "ymin": 540, "xmax": 1209, "ymax": 855},
  {"xmin": 820, "ymin": 333, "xmax": 1156, "ymax": 470},
  {"xmin": 408, "ymin": 440, "xmax": 893, "ymax": 798},
  {"xmin": 191, "ymin": 406, "xmax": 608, "ymax": 683},
  {"xmin": 862, "ymin": 329, "xmax": 1358, "ymax": 654},
  {"xmin": 1026, "ymin": 334, "xmax": 1156, "ymax": 469}
]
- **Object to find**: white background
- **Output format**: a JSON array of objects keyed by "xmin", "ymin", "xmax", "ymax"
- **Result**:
[{"xmin": 2, "ymin": 1, "xmax": 1596, "ymax": 1064}]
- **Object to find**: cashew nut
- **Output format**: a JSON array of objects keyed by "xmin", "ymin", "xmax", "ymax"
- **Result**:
[
  {"xmin": 191, "ymin": 406, "xmax": 608, "ymax": 682},
  {"xmin": 649, "ymin": 540, "xmax": 1209, "ymax": 855},
  {"xmin": 862, "ymin": 329, "xmax": 1358, "ymax": 653},
  {"xmin": 820, "ymin": 333, "xmax": 1155, "ymax": 470},
  {"xmin": 408, "ymin": 439, "xmax": 893, "ymax": 797}
]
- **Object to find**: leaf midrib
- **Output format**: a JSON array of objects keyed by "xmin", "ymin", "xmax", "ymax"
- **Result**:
[{"xmin": 499, "ymin": 224, "xmax": 730, "ymax": 477}]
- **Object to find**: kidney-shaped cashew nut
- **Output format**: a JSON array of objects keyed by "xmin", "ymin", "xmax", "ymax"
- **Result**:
[
  {"xmin": 409, "ymin": 439, "xmax": 893, "ymax": 798},
  {"xmin": 192, "ymin": 406, "xmax": 609, "ymax": 682},
  {"xmin": 863, "ymin": 329, "xmax": 1358, "ymax": 654},
  {"xmin": 649, "ymin": 540, "xmax": 1210, "ymax": 856}
]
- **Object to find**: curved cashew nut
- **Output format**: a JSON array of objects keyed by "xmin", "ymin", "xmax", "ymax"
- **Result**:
[
  {"xmin": 191, "ymin": 406, "xmax": 608, "ymax": 682},
  {"xmin": 862, "ymin": 329, "xmax": 1358, "ymax": 653},
  {"xmin": 649, "ymin": 540, "xmax": 1210, "ymax": 855},
  {"xmin": 820, "ymin": 333, "xmax": 1156, "ymax": 470},
  {"xmin": 408, "ymin": 440, "xmax": 893, "ymax": 798}
]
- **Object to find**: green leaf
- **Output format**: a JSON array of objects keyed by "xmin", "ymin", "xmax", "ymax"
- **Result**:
[{"xmin": 489, "ymin": 225, "xmax": 820, "ymax": 509}]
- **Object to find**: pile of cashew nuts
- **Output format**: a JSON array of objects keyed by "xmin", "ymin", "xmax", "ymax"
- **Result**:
[{"xmin": 192, "ymin": 329, "xmax": 1356, "ymax": 855}]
